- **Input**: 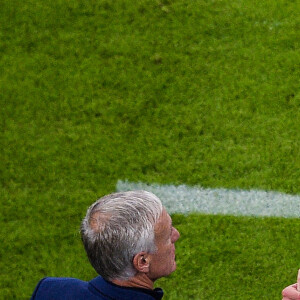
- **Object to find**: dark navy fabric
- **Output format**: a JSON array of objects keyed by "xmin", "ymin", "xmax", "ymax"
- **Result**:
[{"xmin": 30, "ymin": 276, "xmax": 164, "ymax": 300}]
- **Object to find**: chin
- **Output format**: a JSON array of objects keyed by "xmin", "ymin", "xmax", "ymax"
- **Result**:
[
  {"xmin": 169, "ymin": 261, "xmax": 177, "ymax": 274},
  {"xmin": 172, "ymin": 262, "xmax": 177, "ymax": 272}
]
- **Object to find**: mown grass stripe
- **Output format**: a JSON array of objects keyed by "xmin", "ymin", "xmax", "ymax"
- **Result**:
[{"xmin": 117, "ymin": 180, "xmax": 300, "ymax": 218}]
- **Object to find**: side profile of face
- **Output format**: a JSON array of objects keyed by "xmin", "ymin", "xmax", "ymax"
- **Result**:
[{"xmin": 147, "ymin": 209, "xmax": 180, "ymax": 281}]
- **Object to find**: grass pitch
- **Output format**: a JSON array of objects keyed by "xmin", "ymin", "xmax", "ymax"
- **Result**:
[{"xmin": 1, "ymin": 0, "xmax": 300, "ymax": 298}]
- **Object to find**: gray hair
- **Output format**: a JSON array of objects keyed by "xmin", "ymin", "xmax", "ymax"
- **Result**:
[{"xmin": 80, "ymin": 190, "xmax": 163, "ymax": 281}]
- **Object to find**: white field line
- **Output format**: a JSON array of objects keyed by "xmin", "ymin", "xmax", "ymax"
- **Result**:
[{"xmin": 116, "ymin": 180, "xmax": 300, "ymax": 218}]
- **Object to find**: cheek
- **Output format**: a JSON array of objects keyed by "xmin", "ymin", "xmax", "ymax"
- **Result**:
[
  {"xmin": 157, "ymin": 246, "xmax": 173, "ymax": 263},
  {"xmin": 165, "ymin": 246, "xmax": 175, "ymax": 264}
]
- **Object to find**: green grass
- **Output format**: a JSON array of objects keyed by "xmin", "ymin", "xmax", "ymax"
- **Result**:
[{"xmin": 1, "ymin": 0, "xmax": 300, "ymax": 298}]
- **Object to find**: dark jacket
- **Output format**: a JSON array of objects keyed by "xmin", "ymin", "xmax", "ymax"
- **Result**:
[{"xmin": 30, "ymin": 276, "xmax": 164, "ymax": 300}]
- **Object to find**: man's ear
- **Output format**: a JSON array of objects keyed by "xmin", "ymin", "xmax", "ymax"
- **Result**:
[{"xmin": 132, "ymin": 252, "xmax": 150, "ymax": 273}]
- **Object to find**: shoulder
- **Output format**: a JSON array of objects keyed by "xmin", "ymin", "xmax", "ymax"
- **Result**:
[{"xmin": 30, "ymin": 277, "xmax": 100, "ymax": 300}]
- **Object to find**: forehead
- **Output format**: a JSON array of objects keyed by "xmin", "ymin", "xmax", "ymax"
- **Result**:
[{"xmin": 154, "ymin": 209, "xmax": 172, "ymax": 239}]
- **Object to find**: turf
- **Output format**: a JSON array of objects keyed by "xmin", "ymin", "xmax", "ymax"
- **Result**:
[{"xmin": 1, "ymin": 0, "xmax": 300, "ymax": 298}]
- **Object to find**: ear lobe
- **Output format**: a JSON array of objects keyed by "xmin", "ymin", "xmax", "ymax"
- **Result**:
[{"xmin": 133, "ymin": 252, "xmax": 150, "ymax": 273}]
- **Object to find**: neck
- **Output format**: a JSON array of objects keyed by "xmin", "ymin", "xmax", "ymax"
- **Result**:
[{"xmin": 111, "ymin": 273, "xmax": 154, "ymax": 290}]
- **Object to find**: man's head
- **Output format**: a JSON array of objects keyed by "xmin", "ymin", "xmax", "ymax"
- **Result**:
[{"xmin": 80, "ymin": 190, "xmax": 179, "ymax": 282}]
